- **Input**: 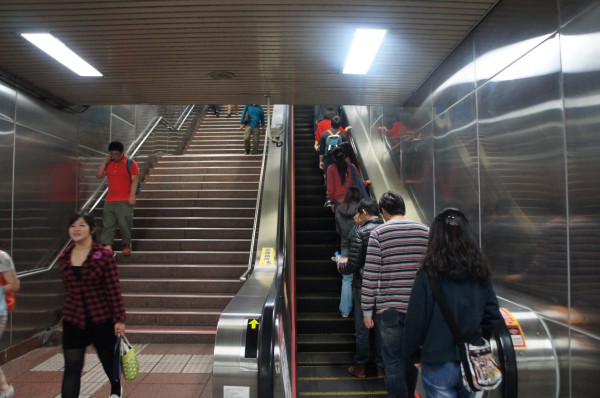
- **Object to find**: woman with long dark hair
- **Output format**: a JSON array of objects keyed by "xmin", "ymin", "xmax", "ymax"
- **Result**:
[
  {"xmin": 403, "ymin": 208, "xmax": 502, "ymax": 398},
  {"xmin": 59, "ymin": 212, "xmax": 126, "ymax": 398}
]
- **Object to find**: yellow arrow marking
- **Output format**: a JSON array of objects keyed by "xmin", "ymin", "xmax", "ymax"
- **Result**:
[{"xmin": 248, "ymin": 319, "xmax": 260, "ymax": 329}]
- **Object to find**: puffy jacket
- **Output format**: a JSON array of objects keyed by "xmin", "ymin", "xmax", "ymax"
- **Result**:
[
  {"xmin": 403, "ymin": 267, "xmax": 503, "ymax": 364},
  {"xmin": 339, "ymin": 217, "xmax": 384, "ymax": 288}
]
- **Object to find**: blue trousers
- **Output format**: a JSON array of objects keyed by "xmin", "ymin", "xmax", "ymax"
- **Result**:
[
  {"xmin": 352, "ymin": 286, "xmax": 383, "ymax": 366},
  {"xmin": 422, "ymin": 362, "xmax": 474, "ymax": 398},
  {"xmin": 376, "ymin": 309, "xmax": 418, "ymax": 398}
]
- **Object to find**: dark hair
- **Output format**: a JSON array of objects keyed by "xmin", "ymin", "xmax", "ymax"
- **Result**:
[
  {"xmin": 421, "ymin": 208, "xmax": 491, "ymax": 282},
  {"xmin": 331, "ymin": 115, "xmax": 342, "ymax": 129},
  {"xmin": 342, "ymin": 187, "xmax": 361, "ymax": 205},
  {"xmin": 357, "ymin": 198, "xmax": 379, "ymax": 216},
  {"xmin": 108, "ymin": 141, "xmax": 124, "ymax": 153},
  {"xmin": 332, "ymin": 147, "xmax": 349, "ymax": 185},
  {"xmin": 67, "ymin": 212, "xmax": 97, "ymax": 240},
  {"xmin": 378, "ymin": 191, "xmax": 406, "ymax": 216}
]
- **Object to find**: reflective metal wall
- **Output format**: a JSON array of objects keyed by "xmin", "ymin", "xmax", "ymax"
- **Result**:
[
  {"xmin": 0, "ymin": 81, "xmax": 160, "ymax": 348},
  {"xmin": 398, "ymin": 0, "xmax": 600, "ymax": 396}
]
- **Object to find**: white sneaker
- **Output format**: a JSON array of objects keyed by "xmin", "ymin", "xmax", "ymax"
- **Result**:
[
  {"xmin": 109, "ymin": 386, "xmax": 123, "ymax": 398},
  {"xmin": 0, "ymin": 385, "xmax": 14, "ymax": 398}
]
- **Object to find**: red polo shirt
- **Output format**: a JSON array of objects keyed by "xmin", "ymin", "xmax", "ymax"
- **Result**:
[{"xmin": 106, "ymin": 156, "xmax": 139, "ymax": 202}]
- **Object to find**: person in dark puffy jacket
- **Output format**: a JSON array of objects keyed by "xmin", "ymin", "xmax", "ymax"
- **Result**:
[
  {"xmin": 403, "ymin": 208, "xmax": 502, "ymax": 398},
  {"xmin": 338, "ymin": 198, "xmax": 384, "ymax": 379}
]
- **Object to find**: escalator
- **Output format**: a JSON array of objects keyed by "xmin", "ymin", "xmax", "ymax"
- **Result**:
[{"xmin": 294, "ymin": 105, "xmax": 387, "ymax": 396}]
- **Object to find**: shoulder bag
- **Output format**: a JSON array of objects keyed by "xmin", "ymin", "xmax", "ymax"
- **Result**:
[{"xmin": 426, "ymin": 269, "xmax": 503, "ymax": 392}]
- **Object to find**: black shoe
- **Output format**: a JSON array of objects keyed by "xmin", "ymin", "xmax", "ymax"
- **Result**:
[{"xmin": 245, "ymin": 150, "xmax": 250, "ymax": 154}]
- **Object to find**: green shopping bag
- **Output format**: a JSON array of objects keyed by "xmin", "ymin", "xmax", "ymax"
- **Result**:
[{"xmin": 120, "ymin": 334, "xmax": 139, "ymax": 381}]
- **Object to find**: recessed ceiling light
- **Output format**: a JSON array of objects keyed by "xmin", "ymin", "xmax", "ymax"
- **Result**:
[
  {"xmin": 21, "ymin": 33, "xmax": 102, "ymax": 77},
  {"xmin": 343, "ymin": 29, "xmax": 387, "ymax": 75},
  {"xmin": 209, "ymin": 71, "xmax": 236, "ymax": 80}
]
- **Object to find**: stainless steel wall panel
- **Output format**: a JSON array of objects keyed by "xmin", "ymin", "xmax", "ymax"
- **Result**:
[
  {"xmin": 399, "ymin": 1, "xmax": 600, "ymax": 396},
  {"xmin": 433, "ymin": 94, "xmax": 479, "ymax": 233},
  {"xmin": 0, "ymin": 119, "xmax": 14, "ymax": 249},
  {"xmin": 562, "ymin": 3, "xmax": 600, "ymax": 337},
  {"xmin": 78, "ymin": 106, "xmax": 111, "ymax": 150},
  {"xmin": 0, "ymin": 83, "xmax": 16, "ymax": 122},
  {"xmin": 15, "ymin": 94, "xmax": 78, "ymax": 144},
  {"xmin": 112, "ymin": 105, "xmax": 136, "ymax": 125},
  {"xmin": 135, "ymin": 106, "xmax": 158, "ymax": 138},
  {"xmin": 110, "ymin": 112, "xmax": 135, "ymax": 148},
  {"xmin": 406, "ymin": 122, "xmax": 435, "ymax": 223},
  {"xmin": 430, "ymin": 37, "xmax": 476, "ymax": 116},
  {"xmin": 559, "ymin": 0, "xmax": 599, "ymax": 26},
  {"xmin": 13, "ymin": 125, "xmax": 78, "ymax": 272},
  {"xmin": 478, "ymin": 36, "xmax": 568, "ymax": 308},
  {"xmin": 76, "ymin": 146, "xmax": 105, "ymax": 210},
  {"xmin": 473, "ymin": 0, "xmax": 558, "ymax": 85},
  {"xmin": 540, "ymin": 320, "xmax": 570, "ymax": 398},
  {"xmin": 570, "ymin": 328, "xmax": 600, "ymax": 397}
]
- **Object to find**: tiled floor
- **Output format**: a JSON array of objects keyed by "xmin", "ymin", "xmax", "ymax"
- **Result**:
[{"xmin": 2, "ymin": 344, "xmax": 213, "ymax": 398}]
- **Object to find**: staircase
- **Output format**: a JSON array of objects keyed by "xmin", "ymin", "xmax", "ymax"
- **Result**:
[
  {"xmin": 106, "ymin": 106, "xmax": 265, "ymax": 343},
  {"xmin": 294, "ymin": 105, "xmax": 387, "ymax": 396}
]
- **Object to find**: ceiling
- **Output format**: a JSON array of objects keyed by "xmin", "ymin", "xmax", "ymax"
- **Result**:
[{"xmin": 0, "ymin": 0, "xmax": 498, "ymax": 107}]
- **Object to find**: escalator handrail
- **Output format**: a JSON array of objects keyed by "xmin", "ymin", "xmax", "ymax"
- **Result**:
[
  {"xmin": 240, "ymin": 101, "xmax": 272, "ymax": 282},
  {"xmin": 341, "ymin": 107, "xmax": 376, "ymax": 200},
  {"xmin": 494, "ymin": 321, "xmax": 518, "ymax": 398},
  {"xmin": 257, "ymin": 104, "xmax": 291, "ymax": 398}
]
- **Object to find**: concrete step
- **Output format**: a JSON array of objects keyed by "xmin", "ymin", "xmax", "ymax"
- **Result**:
[
  {"xmin": 122, "ymin": 292, "xmax": 234, "ymax": 309},
  {"xmin": 118, "ymin": 264, "xmax": 246, "ymax": 279},
  {"xmin": 120, "ymin": 277, "xmax": 243, "ymax": 293},
  {"xmin": 139, "ymin": 189, "xmax": 258, "ymax": 198},
  {"xmin": 144, "ymin": 174, "xmax": 259, "ymax": 183},
  {"xmin": 128, "ymin": 227, "xmax": 253, "ymax": 239}
]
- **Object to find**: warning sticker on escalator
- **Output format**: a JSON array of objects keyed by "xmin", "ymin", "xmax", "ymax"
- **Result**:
[
  {"xmin": 259, "ymin": 247, "xmax": 275, "ymax": 266},
  {"xmin": 500, "ymin": 307, "xmax": 527, "ymax": 349}
]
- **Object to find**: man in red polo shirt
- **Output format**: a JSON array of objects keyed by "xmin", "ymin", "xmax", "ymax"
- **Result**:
[{"xmin": 95, "ymin": 141, "xmax": 139, "ymax": 255}]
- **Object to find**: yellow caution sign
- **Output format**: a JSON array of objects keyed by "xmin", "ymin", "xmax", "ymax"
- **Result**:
[
  {"xmin": 259, "ymin": 247, "xmax": 275, "ymax": 266},
  {"xmin": 500, "ymin": 307, "xmax": 527, "ymax": 349}
]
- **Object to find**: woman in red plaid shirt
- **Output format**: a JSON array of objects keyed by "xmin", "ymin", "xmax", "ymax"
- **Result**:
[{"xmin": 59, "ymin": 212, "xmax": 126, "ymax": 398}]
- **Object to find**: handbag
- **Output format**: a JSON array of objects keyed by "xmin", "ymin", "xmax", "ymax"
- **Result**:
[
  {"xmin": 0, "ymin": 274, "xmax": 15, "ymax": 311},
  {"xmin": 426, "ymin": 270, "xmax": 503, "ymax": 392},
  {"xmin": 119, "ymin": 334, "xmax": 140, "ymax": 381},
  {"xmin": 350, "ymin": 165, "xmax": 369, "ymax": 200}
]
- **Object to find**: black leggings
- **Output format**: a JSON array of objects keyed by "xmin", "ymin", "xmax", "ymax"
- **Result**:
[{"xmin": 61, "ymin": 321, "xmax": 121, "ymax": 398}]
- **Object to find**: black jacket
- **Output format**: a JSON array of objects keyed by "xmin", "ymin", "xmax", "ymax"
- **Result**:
[
  {"xmin": 339, "ymin": 217, "xmax": 384, "ymax": 288},
  {"xmin": 403, "ymin": 267, "xmax": 503, "ymax": 364}
]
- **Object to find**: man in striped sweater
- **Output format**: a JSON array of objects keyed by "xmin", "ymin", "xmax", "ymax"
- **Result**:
[{"xmin": 361, "ymin": 191, "xmax": 429, "ymax": 398}]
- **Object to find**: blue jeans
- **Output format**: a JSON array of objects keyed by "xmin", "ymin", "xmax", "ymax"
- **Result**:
[
  {"xmin": 352, "ymin": 286, "xmax": 383, "ymax": 366},
  {"xmin": 422, "ymin": 362, "xmax": 474, "ymax": 398},
  {"xmin": 376, "ymin": 309, "xmax": 418, "ymax": 398},
  {"xmin": 339, "ymin": 273, "xmax": 353, "ymax": 316}
]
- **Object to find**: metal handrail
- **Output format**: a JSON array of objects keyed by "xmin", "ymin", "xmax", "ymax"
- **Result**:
[
  {"xmin": 174, "ymin": 105, "xmax": 195, "ymax": 130},
  {"xmin": 17, "ymin": 111, "xmax": 182, "ymax": 279},
  {"xmin": 240, "ymin": 99, "xmax": 272, "ymax": 281}
]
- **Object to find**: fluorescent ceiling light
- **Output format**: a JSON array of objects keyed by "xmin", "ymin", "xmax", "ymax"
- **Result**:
[
  {"xmin": 21, "ymin": 33, "xmax": 102, "ymax": 77},
  {"xmin": 343, "ymin": 29, "xmax": 387, "ymax": 74}
]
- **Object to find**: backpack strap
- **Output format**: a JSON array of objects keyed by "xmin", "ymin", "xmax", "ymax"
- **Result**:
[{"xmin": 126, "ymin": 157, "xmax": 132, "ymax": 175}]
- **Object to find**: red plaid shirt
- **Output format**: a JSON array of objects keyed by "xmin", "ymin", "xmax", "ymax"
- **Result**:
[{"xmin": 59, "ymin": 243, "xmax": 126, "ymax": 329}]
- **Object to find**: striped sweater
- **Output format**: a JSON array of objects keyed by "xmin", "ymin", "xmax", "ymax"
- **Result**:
[{"xmin": 361, "ymin": 219, "xmax": 429, "ymax": 316}]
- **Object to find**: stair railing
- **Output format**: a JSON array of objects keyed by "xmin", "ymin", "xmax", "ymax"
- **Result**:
[
  {"xmin": 18, "ymin": 109, "xmax": 191, "ymax": 279},
  {"xmin": 240, "ymin": 98, "xmax": 272, "ymax": 281}
]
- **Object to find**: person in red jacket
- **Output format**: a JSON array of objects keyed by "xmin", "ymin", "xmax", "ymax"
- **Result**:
[
  {"xmin": 96, "ymin": 141, "xmax": 139, "ymax": 255},
  {"xmin": 327, "ymin": 147, "xmax": 370, "ymax": 209}
]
